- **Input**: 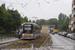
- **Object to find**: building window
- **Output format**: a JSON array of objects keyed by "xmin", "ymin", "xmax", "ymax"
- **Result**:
[
  {"xmin": 73, "ymin": 14, "xmax": 75, "ymax": 17},
  {"xmin": 72, "ymin": 24, "xmax": 73, "ymax": 27},
  {"xmin": 71, "ymin": 17, "xmax": 73, "ymax": 20},
  {"xmin": 73, "ymin": 13, "xmax": 75, "ymax": 17},
  {"xmin": 73, "ymin": 6, "xmax": 75, "ymax": 10}
]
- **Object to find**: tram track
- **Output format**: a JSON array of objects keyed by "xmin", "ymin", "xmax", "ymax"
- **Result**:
[
  {"xmin": 16, "ymin": 37, "xmax": 42, "ymax": 49},
  {"xmin": 39, "ymin": 35, "xmax": 51, "ymax": 50},
  {"xmin": 2, "ymin": 33, "xmax": 50, "ymax": 49}
]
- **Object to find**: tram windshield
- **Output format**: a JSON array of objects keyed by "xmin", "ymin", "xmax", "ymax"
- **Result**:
[{"xmin": 23, "ymin": 25, "xmax": 33, "ymax": 33}]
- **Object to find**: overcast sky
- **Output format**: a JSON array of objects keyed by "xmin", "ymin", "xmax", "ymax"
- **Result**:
[{"xmin": 0, "ymin": 0, "xmax": 72, "ymax": 20}]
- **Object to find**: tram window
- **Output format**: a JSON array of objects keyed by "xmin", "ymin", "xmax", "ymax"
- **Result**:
[
  {"xmin": 24, "ymin": 26, "xmax": 31, "ymax": 30},
  {"xmin": 23, "ymin": 26, "xmax": 33, "ymax": 33}
]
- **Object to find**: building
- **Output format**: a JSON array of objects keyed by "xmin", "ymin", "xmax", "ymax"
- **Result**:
[{"xmin": 69, "ymin": 0, "xmax": 75, "ymax": 32}]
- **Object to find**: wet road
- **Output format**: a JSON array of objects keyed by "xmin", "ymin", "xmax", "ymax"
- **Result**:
[{"xmin": 50, "ymin": 34, "xmax": 75, "ymax": 50}]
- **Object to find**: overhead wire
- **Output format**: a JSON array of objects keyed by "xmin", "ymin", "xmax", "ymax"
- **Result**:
[
  {"xmin": 10, "ymin": 0, "xmax": 14, "ymax": 7},
  {"xmin": 16, "ymin": 0, "xmax": 34, "ymax": 16},
  {"xmin": 53, "ymin": 0, "xmax": 59, "ymax": 2},
  {"xmin": 60, "ymin": 0, "xmax": 69, "ymax": 8},
  {"xmin": 7, "ymin": 0, "xmax": 14, "ymax": 9},
  {"xmin": 0, "ymin": 0, "xmax": 71, "ymax": 18},
  {"xmin": 0, "ymin": 0, "xmax": 38, "ymax": 18},
  {"xmin": 44, "ymin": 0, "xmax": 70, "ymax": 12},
  {"xmin": 36, "ymin": 0, "xmax": 45, "ymax": 18},
  {"xmin": 0, "ymin": 0, "xmax": 22, "ymax": 4},
  {"xmin": 43, "ymin": 0, "xmax": 71, "ymax": 18},
  {"xmin": 0, "ymin": 0, "xmax": 36, "ymax": 11},
  {"xmin": 24, "ymin": 0, "xmax": 31, "ymax": 7}
]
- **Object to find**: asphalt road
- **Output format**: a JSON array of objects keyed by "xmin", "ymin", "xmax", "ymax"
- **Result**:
[{"xmin": 50, "ymin": 34, "xmax": 75, "ymax": 50}]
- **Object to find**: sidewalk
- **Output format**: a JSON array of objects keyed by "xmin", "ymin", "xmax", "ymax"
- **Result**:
[{"xmin": 0, "ymin": 38, "xmax": 19, "ymax": 44}]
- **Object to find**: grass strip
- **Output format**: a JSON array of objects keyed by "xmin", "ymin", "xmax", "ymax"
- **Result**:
[{"xmin": 4, "ymin": 33, "xmax": 50, "ymax": 48}]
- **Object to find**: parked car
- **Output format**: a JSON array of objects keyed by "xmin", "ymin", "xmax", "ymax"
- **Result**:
[
  {"xmin": 60, "ymin": 32, "xmax": 64, "ymax": 36},
  {"xmin": 52, "ymin": 32, "xmax": 55, "ymax": 35},
  {"xmin": 61, "ymin": 32, "xmax": 66, "ymax": 36},
  {"xmin": 63, "ymin": 32, "xmax": 68, "ymax": 37},
  {"xmin": 71, "ymin": 33, "xmax": 75, "ymax": 40},
  {"xmin": 67, "ymin": 33, "xmax": 72, "ymax": 38},
  {"xmin": 69, "ymin": 34, "xmax": 72, "ymax": 38},
  {"xmin": 70, "ymin": 33, "xmax": 73, "ymax": 39},
  {"xmin": 58, "ymin": 32, "xmax": 62, "ymax": 35}
]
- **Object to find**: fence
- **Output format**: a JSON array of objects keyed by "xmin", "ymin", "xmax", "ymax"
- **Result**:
[{"xmin": 0, "ymin": 33, "xmax": 15, "ymax": 41}]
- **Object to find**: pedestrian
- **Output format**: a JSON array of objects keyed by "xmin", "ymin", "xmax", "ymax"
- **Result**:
[{"xmin": 18, "ymin": 30, "xmax": 21, "ymax": 39}]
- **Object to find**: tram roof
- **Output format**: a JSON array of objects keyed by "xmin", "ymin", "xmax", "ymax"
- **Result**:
[{"xmin": 23, "ymin": 22, "xmax": 40, "ymax": 27}]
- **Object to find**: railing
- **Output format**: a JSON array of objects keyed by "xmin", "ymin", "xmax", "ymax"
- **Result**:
[{"xmin": 0, "ymin": 33, "xmax": 15, "ymax": 41}]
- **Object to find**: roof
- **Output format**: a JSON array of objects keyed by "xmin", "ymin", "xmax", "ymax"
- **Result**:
[{"xmin": 23, "ymin": 22, "xmax": 40, "ymax": 27}]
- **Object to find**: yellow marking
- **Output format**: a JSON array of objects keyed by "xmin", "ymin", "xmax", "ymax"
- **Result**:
[
  {"xmin": 24, "ymin": 25, "xmax": 31, "ymax": 26},
  {"xmin": 23, "ymin": 34, "xmax": 32, "ymax": 36},
  {"xmin": 35, "ymin": 30, "xmax": 40, "ymax": 32}
]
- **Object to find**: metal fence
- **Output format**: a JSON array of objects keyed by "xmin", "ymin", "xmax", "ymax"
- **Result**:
[{"xmin": 0, "ymin": 33, "xmax": 15, "ymax": 41}]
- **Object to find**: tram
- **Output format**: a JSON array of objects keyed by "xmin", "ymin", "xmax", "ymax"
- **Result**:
[{"xmin": 19, "ymin": 22, "xmax": 41, "ymax": 39}]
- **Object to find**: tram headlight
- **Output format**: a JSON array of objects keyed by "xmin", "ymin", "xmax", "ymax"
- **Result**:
[
  {"xmin": 31, "ymin": 34, "xmax": 33, "ymax": 36},
  {"xmin": 22, "ymin": 34, "xmax": 24, "ymax": 36}
]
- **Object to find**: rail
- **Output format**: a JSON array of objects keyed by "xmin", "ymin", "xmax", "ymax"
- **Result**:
[
  {"xmin": 39, "ymin": 35, "xmax": 51, "ymax": 50},
  {"xmin": 16, "ymin": 37, "xmax": 42, "ymax": 50}
]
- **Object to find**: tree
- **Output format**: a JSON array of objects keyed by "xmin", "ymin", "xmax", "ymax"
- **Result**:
[
  {"xmin": 0, "ymin": 4, "xmax": 30, "ymax": 34},
  {"xmin": 40, "ymin": 19, "xmax": 46, "ymax": 25},
  {"xmin": 47, "ymin": 18, "xmax": 58, "ymax": 29},
  {"xmin": 36, "ymin": 20, "xmax": 41, "ymax": 25},
  {"xmin": 0, "ymin": 7, "xmax": 13, "ymax": 33},
  {"xmin": 21, "ymin": 16, "xmax": 30, "ymax": 23},
  {"xmin": 32, "ymin": 20, "xmax": 36, "ymax": 23},
  {"xmin": 7, "ymin": 9, "xmax": 21, "ymax": 31},
  {"xmin": 36, "ymin": 19, "xmax": 47, "ymax": 26},
  {"xmin": 28, "ymin": 20, "xmax": 31, "ymax": 22},
  {"xmin": 36, "ymin": 18, "xmax": 58, "ymax": 28},
  {"xmin": 24, "ymin": 16, "xmax": 28, "ymax": 22},
  {"xmin": 58, "ymin": 13, "xmax": 69, "ymax": 31},
  {"xmin": 20, "ymin": 17, "xmax": 25, "ymax": 23},
  {"xmin": 1, "ymin": 3, "xmax": 6, "ymax": 10}
]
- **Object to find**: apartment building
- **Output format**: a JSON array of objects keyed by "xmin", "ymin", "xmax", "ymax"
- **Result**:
[{"xmin": 69, "ymin": 0, "xmax": 75, "ymax": 32}]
